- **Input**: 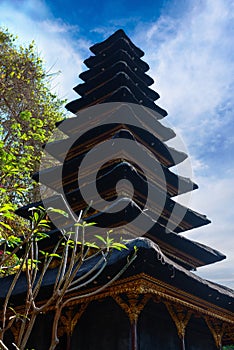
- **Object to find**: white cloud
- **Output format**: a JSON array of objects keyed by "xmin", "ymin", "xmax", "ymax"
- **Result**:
[
  {"xmin": 185, "ymin": 175, "xmax": 234, "ymax": 288},
  {"xmin": 133, "ymin": 0, "xmax": 234, "ymax": 288},
  {"xmin": 41, "ymin": 20, "xmax": 79, "ymax": 34},
  {"xmin": 0, "ymin": 0, "xmax": 87, "ymax": 104},
  {"xmin": 134, "ymin": 0, "xmax": 234, "ymax": 147}
]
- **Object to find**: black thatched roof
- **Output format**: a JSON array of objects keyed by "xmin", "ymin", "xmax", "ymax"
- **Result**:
[{"xmin": 0, "ymin": 238, "xmax": 233, "ymax": 313}]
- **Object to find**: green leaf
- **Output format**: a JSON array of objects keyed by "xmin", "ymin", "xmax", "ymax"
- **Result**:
[
  {"xmin": 48, "ymin": 253, "xmax": 61, "ymax": 258},
  {"xmin": 39, "ymin": 250, "xmax": 48, "ymax": 256},
  {"xmin": 85, "ymin": 242, "xmax": 99, "ymax": 249},
  {"xmin": 34, "ymin": 232, "xmax": 49, "ymax": 241},
  {"xmin": 111, "ymin": 243, "xmax": 128, "ymax": 250},
  {"xmin": 20, "ymin": 110, "xmax": 32, "ymax": 121},
  {"xmin": 94, "ymin": 235, "xmax": 107, "ymax": 245},
  {"xmin": 82, "ymin": 222, "xmax": 96, "ymax": 227},
  {"xmin": 33, "ymin": 211, "xmax": 39, "ymax": 222},
  {"xmin": 0, "ymin": 222, "xmax": 13, "ymax": 231},
  {"xmin": 0, "ymin": 204, "xmax": 15, "ymax": 212},
  {"xmin": 37, "ymin": 119, "xmax": 44, "ymax": 127},
  {"xmin": 47, "ymin": 207, "xmax": 69, "ymax": 218},
  {"xmin": 6, "ymin": 235, "xmax": 22, "ymax": 247}
]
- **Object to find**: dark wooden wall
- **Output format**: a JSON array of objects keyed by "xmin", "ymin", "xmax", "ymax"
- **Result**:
[
  {"xmin": 185, "ymin": 315, "xmax": 217, "ymax": 350},
  {"xmin": 72, "ymin": 297, "xmax": 129, "ymax": 350},
  {"xmin": 27, "ymin": 313, "xmax": 54, "ymax": 349},
  {"xmin": 138, "ymin": 300, "xmax": 180, "ymax": 350},
  {"xmin": 71, "ymin": 299, "xmax": 217, "ymax": 350},
  {"xmin": 5, "ymin": 298, "xmax": 218, "ymax": 349}
]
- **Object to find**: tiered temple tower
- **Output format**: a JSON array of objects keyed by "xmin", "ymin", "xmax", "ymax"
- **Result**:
[{"xmin": 3, "ymin": 30, "xmax": 234, "ymax": 349}]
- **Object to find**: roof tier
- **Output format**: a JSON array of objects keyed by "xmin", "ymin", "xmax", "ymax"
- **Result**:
[
  {"xmin": 37, "ymin": 129, "xmax": 194, "ymax": 194},
  {"xmin": 18, "ymin": 161, "xmax": 206, "ymax": 235},
  {"xmin": 89, "ymin": 29, "xmax": 145, "ymax": 57},
  {"xmin": 44, "ymin": 122, "xmax": 184, "ymax": 166},
  {"xmin": 33, "ymin": 156, "xmax": 196, "ymax": 197},
  {"xmin": 79, "ymin": 56, "xmax": 154, "ymax": 85},
  {"xmin": 57, "ymin": 105, "xmax": 175, "ymax": 141},
  {"xmin": 0, "ymin": 238, "xmax": 232, "ymax": 317},
  {"xmin": 75, "ymin": 61, "xmax": 158, "ymax": 100}
]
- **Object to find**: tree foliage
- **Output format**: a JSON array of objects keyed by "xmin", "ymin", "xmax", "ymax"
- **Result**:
[{"xmin": 0, "ymin": 27, "xmax": 66, "ymax": 237}]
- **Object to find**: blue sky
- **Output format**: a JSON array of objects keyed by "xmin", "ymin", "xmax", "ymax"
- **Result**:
[{"xmin": 0, "ymin": 0, "xmax": 234, "ymax": 288}]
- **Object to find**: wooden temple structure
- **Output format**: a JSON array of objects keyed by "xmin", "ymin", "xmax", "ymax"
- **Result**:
[{"xmin": 1, "ymin": 29, "xmax": 234, "ymax": 349}]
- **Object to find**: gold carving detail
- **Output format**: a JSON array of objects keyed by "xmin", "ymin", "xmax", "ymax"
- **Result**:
[
  {"xmin": 205, "ymin": 317, "xmax": 226, "ymax": 349},
  {"xmin": 58, "ymin": 303, "xmax": 89, "ymax": 337},
  {"xmin": 5, "ymin": 273, "xmax": 233, "ymax": 336},
  {"xmin": 165, "ymin": 302, "xmax": 192, "ymax": 339},
  {"xmin": 223, "ymin": 323, "xmax": 234, "ymax": 343},
  {"xmin": 113, "ymin": 293, "xmax": 150, "ymax": 324}
]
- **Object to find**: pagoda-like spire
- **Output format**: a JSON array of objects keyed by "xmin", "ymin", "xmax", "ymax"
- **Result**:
[
  {"xmin": 16, "ymin": 29, "xmax": 225, "ymax": 272},
  {"xmin": 66, "ymin": 30, "xmax": 167, "ymax": 117}
]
